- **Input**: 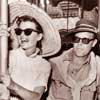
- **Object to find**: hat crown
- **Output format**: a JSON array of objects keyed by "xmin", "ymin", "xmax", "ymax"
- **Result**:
[
  {"xmin": 75, "ymin": 19, "xmax": 98, "ymax": 34},
  {"xmin": 76, "ymin": 19, "xmax": 97, "ymax": 30}
]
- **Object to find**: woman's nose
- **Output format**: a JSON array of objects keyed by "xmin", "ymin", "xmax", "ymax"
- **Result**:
[{"xmin": 20, "ymin": 31, "xmax": 25, "ymax": 36}]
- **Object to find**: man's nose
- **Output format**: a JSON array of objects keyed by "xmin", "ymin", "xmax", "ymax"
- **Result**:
[{"xmin": 78, "ymin": 39, "xmax": 83, "ymax": 45}]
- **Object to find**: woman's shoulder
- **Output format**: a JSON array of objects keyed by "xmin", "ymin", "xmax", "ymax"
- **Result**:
[
  {"xmin": 9, "ymin": 48, "xmax": 25, "ymax": 61},
  {"xmin": 35, "ymin": 56, "xmax": 51, "ymax": 71},
  {"xmin": 9, "ymin": 47, "xmax": 22, "ymax": 54}
]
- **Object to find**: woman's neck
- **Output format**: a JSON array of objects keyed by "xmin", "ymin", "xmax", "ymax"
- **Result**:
[{"xmin": 24, "ymin": 47, "xmax": 36, "ymax": 57}]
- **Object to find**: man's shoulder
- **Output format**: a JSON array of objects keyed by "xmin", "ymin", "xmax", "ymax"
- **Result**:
[
  {"xmin": 96, "ymin": 55, "xmax": 100, "ymax": 66},
  {"xmin": 49, "ymin": 48, "xmax": 73, "ymax": 63},
  {"xmin": 96, "ymin": 55, "xmax": 100, "ymax": 60},
  {"xmin": 94, "ymin": 55, "xmax": 100, "ymax": 73}
]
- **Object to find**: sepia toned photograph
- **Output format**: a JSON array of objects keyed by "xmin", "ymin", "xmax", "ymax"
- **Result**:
[{"xmin": 0, "ymin": 0, "xmax": 100, "ymax": 100}]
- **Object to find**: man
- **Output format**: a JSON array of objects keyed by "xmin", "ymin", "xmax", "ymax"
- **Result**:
[
  {"xmin": 47, "ymin": 19, "xmax": 100, "ymax": 100},
  {"xmin": 0, "ymin": 1, "xmax": 61, "ymax": 100}
]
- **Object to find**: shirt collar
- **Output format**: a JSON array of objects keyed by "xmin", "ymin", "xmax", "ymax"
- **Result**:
[
  {"xmin": 63, "ymin": 48, "xmax": 90, "ymax": 65},
  {"xmin": 20, "ymin": 47, "xmax": 40, "ymax": 58},
  {"xmin": 29, "ymin": 48, "xmax": 40, "ymax": 58}
]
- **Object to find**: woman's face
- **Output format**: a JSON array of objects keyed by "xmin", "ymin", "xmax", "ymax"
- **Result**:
[{"xmin": 17, "ymin": 21, "xmax": 43, "ymax": 51}]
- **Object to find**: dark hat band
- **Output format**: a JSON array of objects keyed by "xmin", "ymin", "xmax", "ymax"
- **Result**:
[{"xmin": 75, "ymin": 23, "xmax": 98, "ymax": 33}]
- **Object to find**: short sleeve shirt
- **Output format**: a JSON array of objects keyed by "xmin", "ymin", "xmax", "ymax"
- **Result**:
[{"xmin": 9, "ymin": 48, "xmax": 51, "ymax": 91}]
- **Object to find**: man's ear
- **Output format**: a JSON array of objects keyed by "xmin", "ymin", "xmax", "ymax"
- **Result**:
[
  {"xmin": 37, "ymin": 33, "xmax": 43, "ymax": 41},
  {"xmin": 92, "ymin": 39, "xmax": 97, "ymax": 47}
]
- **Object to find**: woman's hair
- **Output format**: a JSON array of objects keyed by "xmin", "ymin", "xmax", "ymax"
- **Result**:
[{"xmin": 16, "ymin": 15, "xmax": 43, "ymax": 34}]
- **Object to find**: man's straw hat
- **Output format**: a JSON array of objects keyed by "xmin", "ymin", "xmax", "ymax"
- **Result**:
[
  {"xmin": 8, "ymin": 1, "xmax": 61, "ymax": 57},
  {"xmin": 67, "ymin": 19, "xmax": 100, "ymax": 41}
]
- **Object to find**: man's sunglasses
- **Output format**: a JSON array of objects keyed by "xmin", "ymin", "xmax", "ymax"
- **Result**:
[
  {"xmin": 15, "ymin": 28, "xmax": 40, "ymax": 36},
  {"xmin": 73, "ymin": 36, "xmax": 95, "ymax": 44}
]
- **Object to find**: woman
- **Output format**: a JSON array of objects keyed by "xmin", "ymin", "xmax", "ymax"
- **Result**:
[{"xmin": 1, "ymin": 1, "xmax": 61, "ymax": 100}]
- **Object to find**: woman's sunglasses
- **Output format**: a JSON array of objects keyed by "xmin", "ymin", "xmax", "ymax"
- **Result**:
[
  {"xmin": 73, "ymin": 36, "xmax": 95, "ymax": 44},
  {"xmin": 15, "ymin": 28, "xmax": 40, "ymax": 36}
]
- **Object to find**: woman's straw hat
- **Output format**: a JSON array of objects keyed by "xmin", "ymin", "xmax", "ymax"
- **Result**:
[{"xmin": 8, "ymin": 1, "xmax": 61, "ymax": 57}]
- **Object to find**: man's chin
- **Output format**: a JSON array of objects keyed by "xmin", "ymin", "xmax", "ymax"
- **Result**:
[
  {"xmin": 75, "ymin": 53, "xmax": 88, "ymax": 58},
  {"xmin": 75, "ymin": 52, "xmax": 85, "ymax": 57}
]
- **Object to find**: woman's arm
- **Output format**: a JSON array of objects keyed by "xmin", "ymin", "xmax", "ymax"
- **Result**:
[{"xmin": 1, "ymin": 73, "xmax": 45, "ymax": 100}]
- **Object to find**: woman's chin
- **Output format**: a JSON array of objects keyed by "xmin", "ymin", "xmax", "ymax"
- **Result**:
[{"xmin": 20, "ymin": 45, "xmax": 28, "ymax": 50}]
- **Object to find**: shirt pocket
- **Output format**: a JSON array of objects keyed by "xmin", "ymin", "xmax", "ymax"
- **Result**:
[
  {"xmin": 82, "ymin": 81, "xmax": 96, "ymax": 92},
  {"xmin": 81, "ymin": 82, "xmax": 97, "ymax": 100},
  {"xmin": 52, "ymin": 80, "xmax": 72, "ymax": 100}
]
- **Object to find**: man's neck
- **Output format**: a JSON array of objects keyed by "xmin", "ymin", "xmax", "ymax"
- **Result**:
[{"xmin": 72, "ymin": 54, "xmax": 90, "ymax": 66}]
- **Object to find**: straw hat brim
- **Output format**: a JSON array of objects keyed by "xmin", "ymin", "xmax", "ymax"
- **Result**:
[{"xmin": 8, "ymin": 1, "xmax": 61, "ymax": 57}]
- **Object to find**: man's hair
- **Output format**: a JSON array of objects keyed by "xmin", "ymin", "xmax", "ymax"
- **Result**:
[{"xmin": 16, "ymin": 15, "xmax": 43, "ymax": 34}]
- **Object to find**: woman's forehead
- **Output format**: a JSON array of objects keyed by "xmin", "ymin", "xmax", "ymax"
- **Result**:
[{"xmin": 19, "ymin": 21, "xmax": 36, "ymax": 29}]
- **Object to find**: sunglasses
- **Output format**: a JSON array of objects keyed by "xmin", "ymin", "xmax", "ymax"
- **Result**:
[
  {"xmin": 73, "ymin": 36, "xmax": 95, "ymax": 44},
  {"xmin": 15, "ymin": 28, "xmax": 40, "ymax": 36}
]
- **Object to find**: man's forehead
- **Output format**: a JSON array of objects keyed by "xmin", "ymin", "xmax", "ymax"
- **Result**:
[{"xmin": 75, "ymin": 32, "xmax": 95, "ymax": 38}]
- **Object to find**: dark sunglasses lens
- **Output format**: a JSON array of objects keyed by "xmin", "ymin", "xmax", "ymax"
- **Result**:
[
  {"xmin": 15, "ymin": 28, "xmax": 22, "ymax": 35},
  {"xmin": 73, "ymin": 37, "xmax": 80, "ymax": 43},
  {"xmin": 82, "ymin": 38, "xmax": 90, "ymax": 44},
  {"xmin": 73, "ymin": 37, "xmax": 93, "ymax": 44},
  {"xmin": 24, "ymin": 29, "xmax": 33, "ymax": 36}
]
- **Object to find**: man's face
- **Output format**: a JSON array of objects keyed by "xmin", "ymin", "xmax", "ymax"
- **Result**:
[
  {"xmin": 16, "ymin": 21, "xmax": 42, "ymax": 50},
  {"xmin": 73, "ymin": 32, "xmax": 97, "ymax": 57}
]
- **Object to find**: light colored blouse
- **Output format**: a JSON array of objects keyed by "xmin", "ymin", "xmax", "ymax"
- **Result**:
[{"xmin": 9, "ymin": 47, "xmax": 51, "ymax": 99}]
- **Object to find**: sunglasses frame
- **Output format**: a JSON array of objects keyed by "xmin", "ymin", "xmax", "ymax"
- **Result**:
[
  {"xmin": 73, "ymin": 36, "xmax": 95, "ymax": 44},
  {"xmin": 15, "ymin": 28, "xmax": 40, "ymax": 36}
]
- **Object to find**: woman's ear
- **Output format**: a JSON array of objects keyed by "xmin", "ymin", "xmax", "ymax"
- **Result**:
[{"xmin": 37, "ymin": 33, "xmax": 43, "ymax": 41}]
